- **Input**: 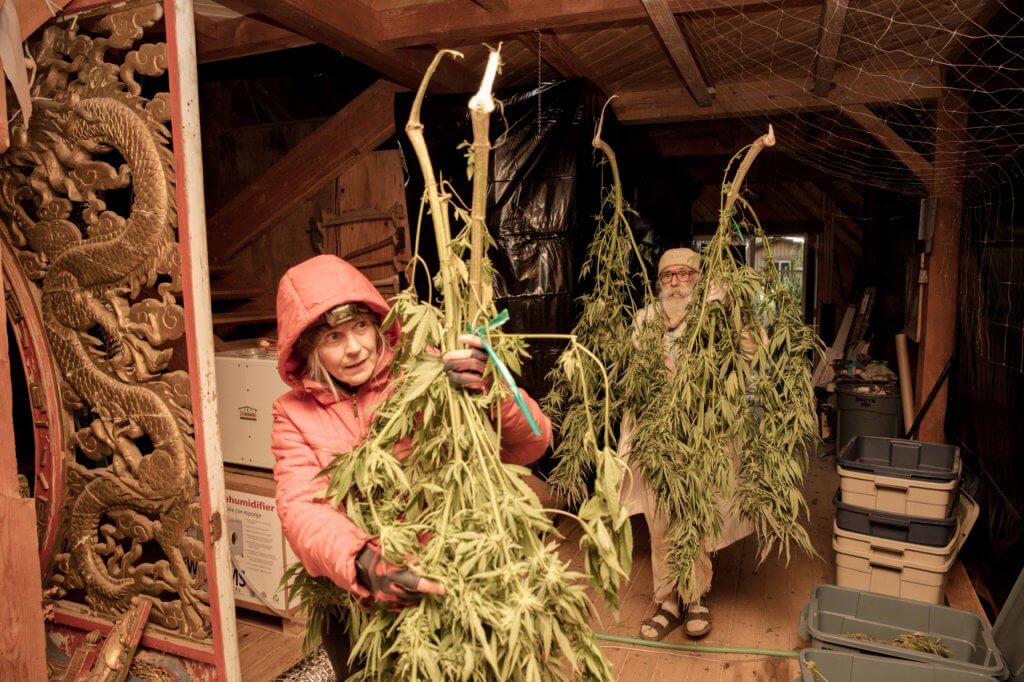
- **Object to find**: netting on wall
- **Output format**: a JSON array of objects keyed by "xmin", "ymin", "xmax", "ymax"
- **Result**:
[{"xmin": 675, "ymin": 0, "xmax": 1023, "ymax": 199}]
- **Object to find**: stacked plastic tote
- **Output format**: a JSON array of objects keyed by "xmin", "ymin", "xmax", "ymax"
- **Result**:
[
  {"xmin": 796, "ymin": 577, "xmax": 1022, "ymax": 681},
  {"xmin": 832, "ymin": 436, "xmax": 977, "ymax": 605}
]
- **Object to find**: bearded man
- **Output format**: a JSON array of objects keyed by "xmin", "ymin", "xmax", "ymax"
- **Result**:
[{"xmin": 620, "ymin": 248, "xmax": 755, "ymax": 642}]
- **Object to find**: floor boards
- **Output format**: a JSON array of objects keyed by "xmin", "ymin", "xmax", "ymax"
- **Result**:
[{"xmin": 563, "ymin": 450, "xmax": 841, "ymax": 682}]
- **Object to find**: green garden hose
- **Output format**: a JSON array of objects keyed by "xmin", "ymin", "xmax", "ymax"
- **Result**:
[{"xmin": 594, "ymin": 633, "xmax": 800, "ymax": 658}]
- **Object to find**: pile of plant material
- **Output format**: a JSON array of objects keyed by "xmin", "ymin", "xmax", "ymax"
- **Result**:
[{"xmin": 285, "ymin": 49, "xmax": 628, "ymax": 682}]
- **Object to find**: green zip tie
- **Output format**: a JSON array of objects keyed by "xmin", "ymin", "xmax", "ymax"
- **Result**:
[
  {"xmin": 468, "ymin": 309, "xmax": 542, "ymax": 436},
  {"xmin": 731, "ymin": 217, "xmax": 747, "ymax": 243},
  {"xmin": 595, "ymin": 633, "xmax": 799, "ymax": 658}
]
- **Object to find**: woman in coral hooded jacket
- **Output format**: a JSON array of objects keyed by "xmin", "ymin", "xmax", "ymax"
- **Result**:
[{"xmin": 271, "ymin": 255, "xmax": 551, "ymax": 677}]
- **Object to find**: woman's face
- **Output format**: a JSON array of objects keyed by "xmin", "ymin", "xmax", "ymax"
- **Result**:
[{"xmin": 315, "ymin": 314, "xmax": 381, "ymax": 389}]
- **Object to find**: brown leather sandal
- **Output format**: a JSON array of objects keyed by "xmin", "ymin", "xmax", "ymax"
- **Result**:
[
  {"xmin": 639, "ymin": 607, "xmax": 684, "ymax": 641},
  {"xmin": 684, "ymin": 597, "xmax": 712, "ymax": 638}
]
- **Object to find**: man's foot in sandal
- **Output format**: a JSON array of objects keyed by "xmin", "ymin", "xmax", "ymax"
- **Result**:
[
  {"xmin": 684, "ymin": 595, "xmax": 711, "ymax": 638},
  {"xmin": 639, "ymin": 604, "xmax": 683, "ymax": 641}
]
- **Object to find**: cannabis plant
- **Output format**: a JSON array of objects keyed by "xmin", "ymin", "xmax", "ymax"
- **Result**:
[{"xmin": 285, "ymin": 49, "xmax": 628, "ymax": 682}]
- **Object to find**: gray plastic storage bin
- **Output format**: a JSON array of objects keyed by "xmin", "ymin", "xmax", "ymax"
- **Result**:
[
  {"xmin": 798, "ymin": 585, "xmax": 1008, "ymax": 679},
  {"xmin": 798, "ymin": 649, "xmax": 998, "ymax": 682},
  {"xmin": 836, "ymin": 385, "xmax": 903, "ymax": 452},
  {"xmin": 834, "ymin": 489, "xmax": 958, "ymax": 547},
  {"xmin": 839, "ymin": 437, "xmax": 961, "ymax": 482}
]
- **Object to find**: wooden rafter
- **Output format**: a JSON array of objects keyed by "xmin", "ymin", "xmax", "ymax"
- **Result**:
[
  {"xmin": 208, "ymin": 80, "xmax": 400, "ymax": 262},
  {"xmin": 219, "ymin": 0, "xmax": 476, "ymax": 92},
  {"xmin": 811, "ymin": 0, "xmax": 850, "ymax": 96},
  {"xmin": 471, "ymin": 0, "xmax": 510, "ymax": 10},
  {"xmin": 614, "ymin": 66, "xmax": 941, "ymax": 124},
  {"xmin": 845, "ymin": 104, "xmax": 933, "ymax": 187},
  {"xmin": 380, "ymin": 0, "xmax": 782, "ymax": 49},
  {"xmin": 516, "ymin": 32, "xmax": 612, "ymax": 97},
  {"xmin": 641, "ymin": 0, "xmax": 712, "ymax": 106},
  {"xmin": 196, "ymin": 14, "xmax": 312, "ymax": 64}
]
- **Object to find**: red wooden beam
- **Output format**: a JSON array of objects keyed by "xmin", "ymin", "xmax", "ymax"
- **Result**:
[
  {"xmin": 196, "ymin": 14, "xmax": 312, "ymax": 63},
  {"xmin": 0, "ymin": 253, "xmax": 47, "ymax": 682},
  {"xmin": 914, "ymin": 88, "xmax": 967, "ymax": 442},
  {"xmin": 220, "ymin": 0, "xmax": 476, "ymax": 92},
  {"xmin": 380, "ymin": 0, "xmax": 789, "ymax": 49},
  {"xmin": 471, "ymin": 0, "xmax": 510, "ymax": 10}
]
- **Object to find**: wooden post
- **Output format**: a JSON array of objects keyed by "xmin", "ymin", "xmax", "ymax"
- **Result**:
[
  {"xmin": 914, "ymin": 88, "xmax": 967, "ymax": 442},
  {"xmin": 164, "ymin": 0, "xmax": 240, "ymax": 678},
  {"xmin": 0, "ymin": 248, "xmax": 48, "ymax": 680}
]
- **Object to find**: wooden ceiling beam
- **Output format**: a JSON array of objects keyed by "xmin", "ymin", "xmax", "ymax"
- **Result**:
[
  {"xmin": 219, "ymin": 0, "xmax": 476, "ymax": 93},
  {"xmin": 811, "ymin": 0, "xmax": 850, "ymax": 97},
  {"xmin": 380, "ymin": 0, "xmax": 787, "ymax": 49},
  {"xmin": 641, "ymin": 0, "xmax": 712, "ymax": 106},
  {"xmin": 614, "ymin": 66, "xmax": 941, "ymax": 124},
  {"xmin": 844, "ymin": 104, "xmax": 933, "ymax": 187},
  {"xmin": 515, "ymin": 31, "xmax": 612, "ymax": 97},
  {"xmin": 208, "ymin": 80, "xmax": 400, "ymax": 263},
  {"xmin": 196, "ymin": 15, "xmax": 312, "ymax": 64},
  {"xmin": 471, "ymin": 0, "xmax": 510, "ymax": 10}
]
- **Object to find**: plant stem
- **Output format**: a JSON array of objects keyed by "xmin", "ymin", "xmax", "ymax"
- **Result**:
[
  {"xmin": 405, "ymin": 49, "xmax": 464, "ymax": 346},
  {"xmin": 593, "ymin": 96, "xmax": 653, "ymax": 301},
  {"xmin": 467, "ymin": 47, "xmax": 501, "ymax": 328},
  {"xmin": 722, "ymin": 125, "xmax": 776, "ymax": 222}
]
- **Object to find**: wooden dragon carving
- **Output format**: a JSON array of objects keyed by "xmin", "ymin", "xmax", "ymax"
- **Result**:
[{"xmin": 0, "ymin": 4, "xmax": 209, "ymax": 638}]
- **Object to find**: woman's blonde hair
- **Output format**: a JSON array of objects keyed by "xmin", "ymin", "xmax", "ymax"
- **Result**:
[{"xmin": 299, "ymin": 317, "xmax": 387, "ymax": 398}]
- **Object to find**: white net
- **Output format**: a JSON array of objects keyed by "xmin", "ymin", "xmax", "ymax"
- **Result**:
[
  {"xmin": 674, "ymin": 0, "xmax": 1024, "ymax": 372},
  {"xmin": 680, "ymin": 0, "xmax": 1023, "ymax": 197}
]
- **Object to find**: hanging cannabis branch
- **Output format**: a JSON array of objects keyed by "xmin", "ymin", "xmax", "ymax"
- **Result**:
[
  {"xmin": 547, "ymin": 123, "xmax": 822, "ymax": 604},
  {"xmin": 286, "ymin": 48, "xmax": 627, "ymax": 681},
  {"xmin": 544, "ymin": 98, "xmax": 654, "ymax": 508},
  {"xmin": 627, "ymin": 126, "xmax": 820, "ymax": 602}
]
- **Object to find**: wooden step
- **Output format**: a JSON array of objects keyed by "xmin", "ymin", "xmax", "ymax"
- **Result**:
[
  {"xmin": 211, "ymin": 287, "xmax": 265, "ymax": 302},
  {"xmin": 212, "ymin": 311, "xmax": 277, "ymax": 327},
  {"xmin": 209, "ymin": 263, "xmax": 233, "ymax": 278}
]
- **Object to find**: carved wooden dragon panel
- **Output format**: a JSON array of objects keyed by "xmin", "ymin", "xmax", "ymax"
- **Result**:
[{"xmin": 0, "ymin": 3, "xmax": 210, "ymax": 639}]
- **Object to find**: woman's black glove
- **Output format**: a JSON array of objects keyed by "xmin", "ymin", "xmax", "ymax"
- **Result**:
[
  {"xmin": 442, "ymin": 333, "xmax": 491, "ymax": 392},
  {"xmin": 354, "ymin": 541, "xmax": 445, "ymax": 607}
]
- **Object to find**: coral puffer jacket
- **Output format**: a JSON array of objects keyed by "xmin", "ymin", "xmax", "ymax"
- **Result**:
[{"xmin": 271, "ymin": 255, "xmax": 552, "ymax": 598}]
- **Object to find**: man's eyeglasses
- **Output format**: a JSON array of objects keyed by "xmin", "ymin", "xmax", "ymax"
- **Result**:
[{"xmin": 659, "ymin": 267, "xmax": 699, "ymax": 284}]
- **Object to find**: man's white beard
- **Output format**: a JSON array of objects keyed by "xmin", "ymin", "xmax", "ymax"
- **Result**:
[{"xmin": 659, "ymin": 287, "xmax": 692, "ymax": 330}]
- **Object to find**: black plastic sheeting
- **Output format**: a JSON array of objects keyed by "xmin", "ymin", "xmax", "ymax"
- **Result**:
[
  {"xmin": 394, "ymin": 80, "xmax": 604, "ymax": 400},
  {"xmin": 951, "ymin": 172, "xmax": 1024, "ymax": 613}
]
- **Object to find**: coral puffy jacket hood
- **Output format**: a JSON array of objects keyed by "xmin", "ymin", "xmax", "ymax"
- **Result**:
[
  {"xmin": 275, "ymin": 254, "xmax": 399, "ymax": 388},
  {"xmin": 270, "ymin": 255, "xmax": 551, "ymax": 599}
]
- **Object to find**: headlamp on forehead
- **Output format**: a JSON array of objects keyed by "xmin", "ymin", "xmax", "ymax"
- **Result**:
[{"xmin": 324, "ymin": 303, "xmax": 374, "ymax": 327}]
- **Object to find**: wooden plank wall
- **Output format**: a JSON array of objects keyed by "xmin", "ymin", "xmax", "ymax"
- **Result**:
[
  {"xmin": 318, "ymin": 150, "xmax": 412, "ymax": 287},
  {"xmin": 204, "ymin": 118, "xmax": 332, "ymax": 310}
]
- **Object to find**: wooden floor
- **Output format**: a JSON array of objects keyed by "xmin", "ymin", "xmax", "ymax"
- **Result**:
[
  {"xmin": 246, "ymin": 453, "xmax": 839, "ymax": 681},
  {"xmin": 556, "ymin": 450, "xmax": 839, "ymax": 682},
  {"xmin": 237, "ymin": 611, "xmax": 308, "ymax": 681}
]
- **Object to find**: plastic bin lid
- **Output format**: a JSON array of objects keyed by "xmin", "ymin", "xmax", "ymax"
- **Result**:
[
  {"xmin": 838, "ymin": 436, "xmax": 961, "ymax": 482},
  {"xmin": 993, "ymin": 567, "xmax": 1024, "ymax": 682}
]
